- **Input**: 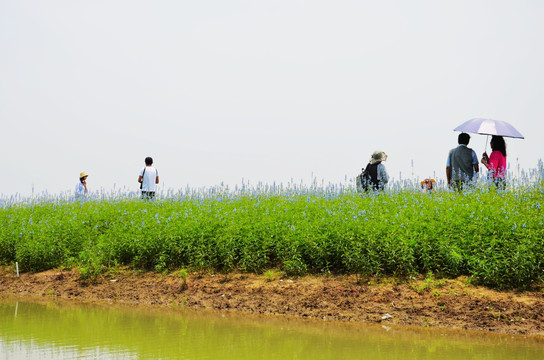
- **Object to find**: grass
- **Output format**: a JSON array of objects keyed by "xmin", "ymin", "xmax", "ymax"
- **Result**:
[
  {"xmin": 264, "ymin": 269, "xmax": 284, "ymax": 282},
  {"xmin": 1, "ymin": 168, "xmax": 543, "ymax": 290}
]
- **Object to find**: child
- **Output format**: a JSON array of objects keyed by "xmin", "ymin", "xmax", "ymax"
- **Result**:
[{"xmin": 420, "ymin": 178, "xmax": 436, "ymax": 193}]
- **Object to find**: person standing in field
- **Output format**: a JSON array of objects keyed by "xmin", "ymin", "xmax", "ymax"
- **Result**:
[
  {"xmin": 481, "ymin": 135, "xmax": 507, "ymax": 189},
  {"xmin": 358, "ymin": 150, "xmax": 389, "ymax": 192},
  {"xmin": 75, "ymin": 171, "xmax": 89, "ymax": 198},
  {"xmin": 446, "ymin": 133, "xmax": 479, "ymax": 190},
  {"xmin": 138, "ymin": 157, "xmax": 159, "ymax": 199}
]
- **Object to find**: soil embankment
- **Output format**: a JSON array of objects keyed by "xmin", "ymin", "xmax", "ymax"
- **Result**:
[{"xmin": 1, "ymin": 268, "xmax": 543, "ymax": 336}]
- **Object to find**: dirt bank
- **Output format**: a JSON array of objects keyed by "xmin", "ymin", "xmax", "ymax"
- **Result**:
[{"xmin": 1, "ymin": 267, "xmax": 543, "ymax": 336}]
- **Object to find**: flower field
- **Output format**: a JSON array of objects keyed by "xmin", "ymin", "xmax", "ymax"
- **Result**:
[{"xmin": 1, "ymin": 170, "xmax": 543, "ymax": 290}]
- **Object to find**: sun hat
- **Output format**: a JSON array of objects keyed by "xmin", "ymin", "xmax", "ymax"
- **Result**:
[
  {"xmin": 369, "ymin": 151, "xmax": 387, "ymax": 165},
  {"xmin": 420, "ymin": 178, "xmax": 436, "ymax": 185},
  {"xmin": 79, "ymin": 171, "xmax": 88, "ymax": 179},
  {"xmin": 420, "ymin": 178, "xmax": 436, "ymax": 189}
]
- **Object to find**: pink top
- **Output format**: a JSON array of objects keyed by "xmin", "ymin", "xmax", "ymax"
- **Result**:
[{"xmin": 487, "ymin": 150, "xmax": 507, "ymax": 178}]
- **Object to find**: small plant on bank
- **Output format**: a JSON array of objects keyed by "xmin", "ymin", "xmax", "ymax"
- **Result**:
[
  {"xmin": 175, "ymin": 268, "xmax": 189, "ymax": 290},
  {"xmin": 264, "ymin": 269, "xmax": 283, "ymax": 282},
  {"xmin": 176, "ymin": 269, "xmax": 188, "ymax": 281}
]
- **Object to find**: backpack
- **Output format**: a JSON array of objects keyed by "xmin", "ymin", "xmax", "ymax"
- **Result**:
[
  {"xmin": 356, "ymin": 166, "xmax": 371, "ymax": 193},
  {"xmin": 356, "ymin": 163, "xmax": 380, "ymax": 192}
]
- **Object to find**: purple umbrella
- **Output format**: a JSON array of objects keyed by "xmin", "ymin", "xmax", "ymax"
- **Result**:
[
  {"xmin": 454, "ymin": 118, "xmax": 524, "ymax": 139},
  {"xmin": 454, "ymin": 118, "xmax": 524, "ymax": 154}
]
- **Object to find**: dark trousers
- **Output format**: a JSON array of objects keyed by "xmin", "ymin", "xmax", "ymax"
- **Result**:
[
  {"xmin": 493, "ymin": 177, "xmax": 506, "ymax": 190},
  {"xmin": 141, "ymin": 191, "xmax": 156, "ymax": 200},
  {"xmin": 450, "ymin": 180, "xmax": 474, "ymax": 192}
]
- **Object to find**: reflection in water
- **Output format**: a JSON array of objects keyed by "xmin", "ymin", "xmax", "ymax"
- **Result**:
[{"xmin": 0, "ymin": 298, "xmax": 543, "ymax": 359}]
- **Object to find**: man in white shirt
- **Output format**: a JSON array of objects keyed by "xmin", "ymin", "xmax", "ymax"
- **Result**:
[{"xmin": 138, "ymin": 157, "xmax": 159, "ymax": 199}]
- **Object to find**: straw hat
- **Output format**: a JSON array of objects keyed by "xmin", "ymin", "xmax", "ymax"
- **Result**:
[
  {"xmin": 369, "ymin": 151, "xmax": 387, "ymax": 165},
  {"xmin": 420, "ymin": 178, "xmax": 436, "ymax": 190},
  {"xmin": 79, "ymin": 171, "xmax": 89, "ymax": 179}
]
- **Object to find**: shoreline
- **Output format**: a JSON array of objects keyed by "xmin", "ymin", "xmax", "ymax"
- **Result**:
[{"xmin": 1, "ymin": 267, "xmax": 543, "ymax": 336}]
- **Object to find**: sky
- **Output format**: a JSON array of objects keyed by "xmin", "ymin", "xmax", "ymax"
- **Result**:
[{"xmin": 1, "ymin": 0, "xmax": 543, "ymax": 197}]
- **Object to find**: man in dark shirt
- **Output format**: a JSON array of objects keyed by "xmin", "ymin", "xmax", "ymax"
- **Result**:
[{"xmin": 446, "ymin": 133, "xmax": 479, "ymax": 190}]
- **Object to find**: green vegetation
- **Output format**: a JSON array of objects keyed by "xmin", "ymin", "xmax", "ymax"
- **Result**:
[
  {"xmin": 1, "ymin": 177, "xmax": 543, "ymax": 290},
  {"xmin": 264, "ymin": 269, "xmax": 284, "ymax": 282}
]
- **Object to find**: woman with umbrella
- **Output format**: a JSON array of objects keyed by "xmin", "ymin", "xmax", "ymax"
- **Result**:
[{"xmin": 481, "ymin": 135, "xmax": 507, "ymax": 189}]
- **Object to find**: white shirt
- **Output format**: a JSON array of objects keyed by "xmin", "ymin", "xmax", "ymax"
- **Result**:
[
  {"xmin": 75, "ymin": 182, "xmax": 87, "ymax": 197},
  {"xmin": 140, "ymin": 166, "xmax": 158, "ymax": 192}
]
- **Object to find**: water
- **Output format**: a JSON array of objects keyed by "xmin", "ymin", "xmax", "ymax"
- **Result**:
[{"xmin": 0, "ymin": 298, "xmax": 543, "ymax": 359}]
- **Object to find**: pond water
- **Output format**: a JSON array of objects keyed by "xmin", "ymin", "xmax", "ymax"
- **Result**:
[{"xmin": 0, "ymin": 298, "xmax": 543, "ymax": 359}]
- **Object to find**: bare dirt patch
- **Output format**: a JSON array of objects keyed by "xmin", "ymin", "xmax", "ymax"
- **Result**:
[{"xmin": 1, "ymin": 267, "xmax": 543, "ymax": 336}]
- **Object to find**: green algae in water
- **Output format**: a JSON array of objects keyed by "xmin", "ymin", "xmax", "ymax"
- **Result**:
[{"xmin": 1, "ymin": 299, "xmax": 543, "ymax": 359}]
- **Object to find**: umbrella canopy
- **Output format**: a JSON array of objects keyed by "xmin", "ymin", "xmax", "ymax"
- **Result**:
[{"xmin": 454, "ymin": 118, "xmax": 524, "ymax": 139}]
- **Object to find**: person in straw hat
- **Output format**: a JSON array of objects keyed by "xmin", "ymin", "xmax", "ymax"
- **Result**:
[
  {"xmin": 420, "ymin": 178, "xmax": 436, "ymax": 193},
  {"xmin": 75, "ymin": 171, "xmax": 89, "ymax": 198},
  {"xmin": 358, "ymin": 150, "xmax": 389, "ymax": 192}
]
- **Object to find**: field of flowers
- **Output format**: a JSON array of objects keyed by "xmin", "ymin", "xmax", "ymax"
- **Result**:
[{"xmin": 1, "ymin": 169, "xmax": 543, "ymax": 290}]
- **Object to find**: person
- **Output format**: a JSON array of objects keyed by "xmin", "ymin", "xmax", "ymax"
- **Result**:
[
  {"xmin": 420, "ymin": 178, "xmax": 436, "ymax": 193},
  {"xmin": 446, "ymin": 133, "xmax": 479, "ymax": 190},
  {"xmin": 138, "ymin": 157, "xmax": 159, "ymax": 199},
  {"xmin": 359, "ymin": 150, "xmax": 389, "ymax": 192},
  {"xmin": 75, "ymin": 171, "xmax": 89, "ymax": 198},
  {"xmin": 481, "ymin": 135, "xmax": 507, "ymax": 189}
]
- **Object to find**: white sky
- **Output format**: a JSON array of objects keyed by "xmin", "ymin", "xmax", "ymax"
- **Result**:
[{"xmin": 1, "ymin": 0, "xmax": 543, "ymax": 196}]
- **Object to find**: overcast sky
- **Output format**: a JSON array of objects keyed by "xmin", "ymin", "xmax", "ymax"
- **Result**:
[{"xmin": 1, "ymin": 0, "xmax": 543, "ymax": 197}]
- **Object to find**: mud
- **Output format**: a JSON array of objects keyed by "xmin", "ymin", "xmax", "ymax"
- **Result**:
[{"xmin": 1, "ymin": 267, "xmax": 543, "ymax": 336}]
